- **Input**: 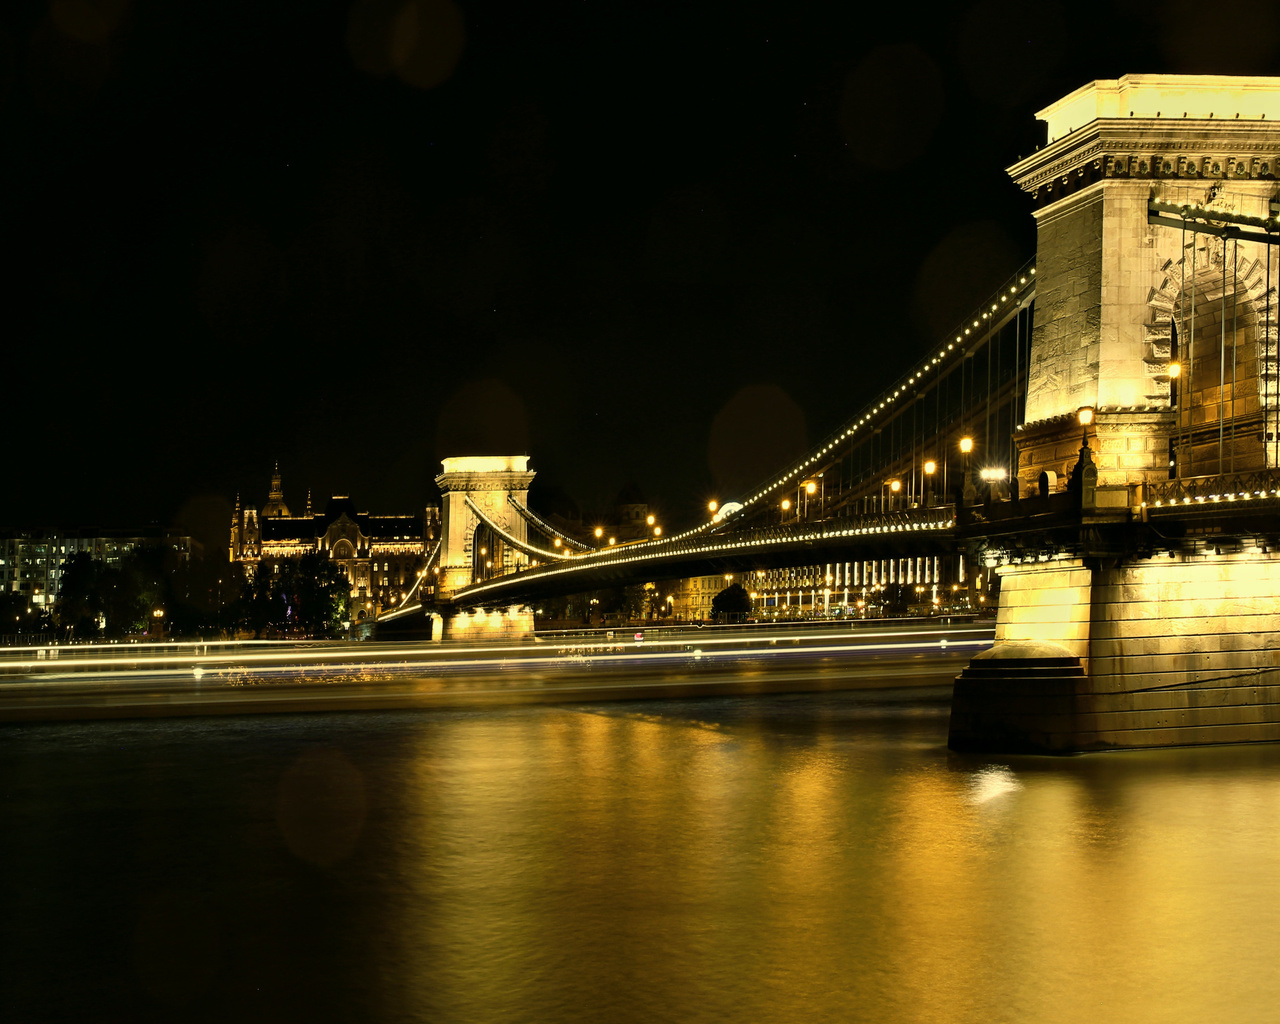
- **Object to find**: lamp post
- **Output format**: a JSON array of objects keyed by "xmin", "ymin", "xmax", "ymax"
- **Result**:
[
  {"xmin": 923, "ymin": 459, "xmax": 936, "ymax": 506},
  {"xmin": 959, "ymin": 436, "xmax": 974, "ymax": 503}
]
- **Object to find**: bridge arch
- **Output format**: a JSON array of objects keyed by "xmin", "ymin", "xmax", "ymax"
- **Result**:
[{"xmin": 1147, "ymin": 223, "xmax": 1278, "ymax": 477}]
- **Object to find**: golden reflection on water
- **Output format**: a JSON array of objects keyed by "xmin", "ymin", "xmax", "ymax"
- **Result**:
[{"xmin": 378, "ymin": 705, "xmax": 1280, "ymax": 1023}]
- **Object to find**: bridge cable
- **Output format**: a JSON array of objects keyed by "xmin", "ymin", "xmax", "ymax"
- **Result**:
[
  {"xmin": 504, "ymin": 496, "xmax": 592, "ymax": 552},
  {"xmin": 1182, "ymin": 226, "xmax": 1192, "ymax": 478},
  {"xmin": 389, "ymin": 538, "xmax": 442, "ymax": 616},
  {"xmin": 1179, "ymin": 218, "xmax": 1186, "ymax": 477},
  {"xmin": 1223, "ymin": 234, "xmax": 1233, "ymax": 473},
  {"xmin": 464, "ymin": 495, "xmax": 574, "ymax": 563},
  {"xmin": 1220, "ymin": 233, "xmax": 1228, "ymax": 474}
]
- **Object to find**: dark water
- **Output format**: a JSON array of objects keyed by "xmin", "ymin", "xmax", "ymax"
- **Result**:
[{"xmin": 4, "ymin": 687, "xmax": 1280, "ymax": 1023}]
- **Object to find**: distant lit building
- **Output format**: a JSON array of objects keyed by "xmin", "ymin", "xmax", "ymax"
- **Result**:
[
  {"xmin": 0, "ymin": 527, "xmax": 196, "ymax": 611},
  {"xmin": 668, "ymin": 574, "xmax": 730, "ymax": 622},
  {"xmin": 230, "ymin": 466, "xmax": 440, "ymax": 619}
]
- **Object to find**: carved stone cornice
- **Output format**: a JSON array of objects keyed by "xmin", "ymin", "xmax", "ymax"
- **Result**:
[{"xmin": 1008, "ymin": 119, "xmax": 1280, "ymax": 211}]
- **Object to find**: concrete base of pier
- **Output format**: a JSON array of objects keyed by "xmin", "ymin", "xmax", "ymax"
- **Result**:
[
  {"xmin": 441, "ymin": 605, "xmax": 535, "ymax": 642},
  {"xmin": 949, "ymin": 552, "xmax": 1280, "ymax": 753}
]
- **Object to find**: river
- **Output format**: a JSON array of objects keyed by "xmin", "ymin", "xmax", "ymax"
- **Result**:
[{"xmin": 3, "ymin": 684, "xmax": 1279, "ymax": 1023}]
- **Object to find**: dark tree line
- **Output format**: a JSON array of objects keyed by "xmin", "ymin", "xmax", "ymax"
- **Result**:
[
  {"xmin": 52, "ymin": 550, "xmax": 350, "ymax": 640},
  {"xmin": 234, "ymin": 553, "xmax": 350, "ymax": 639}
]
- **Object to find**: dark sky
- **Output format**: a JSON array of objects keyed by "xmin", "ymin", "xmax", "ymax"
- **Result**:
[{"xmin": 4, "ymin": 0, "xmax": 1278, "ymax": 551}]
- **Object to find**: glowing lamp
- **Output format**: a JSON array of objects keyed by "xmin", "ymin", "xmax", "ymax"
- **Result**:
[
  {"xmin": 594, "ymin": 527, "xmax": 604, "ymax": 538},
  {"xmin": 781, "ymin": 499, "xmax": 792, "ymax": 511},
  {"xmin": 890, "ymin": 479, "xmax": 901, "ymax": 493},
  {"xmin": 1078, "ymin": 406, "xmax": 1095, "ymax": 426},
  {"xmin": 959, "ymin": 437, "xmax": 974, "ymax": 454},
  {"xmin": 1169, "ymin": 362, "xmax": 1182, "ymax": 379},
  {"xmin": 554, "ymin": 538, "xmax": 562, "ymax": 548},
  {"xmin": 923, "ymin": 460, "xmax": 937, "ymax": 475},
  {"xmin": 708, "ymin": 500, "xmax": 718, "ymax": 513},
  {"xmin": 805, "ymin": 481, "xmax": 817, "ymax": 495},
  {"xmin": 646, "ymin": 514, "xmax": 656, "ymax": 526}
]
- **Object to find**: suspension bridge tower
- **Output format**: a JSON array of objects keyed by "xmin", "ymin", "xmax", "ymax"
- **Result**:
[
  {"xmin": 952, "ymin": 74, "xmax": 1280, "ymax": 752},
  {"xmin": 434, "ymin": 456, "xmax": 538, "ymax": 640}
]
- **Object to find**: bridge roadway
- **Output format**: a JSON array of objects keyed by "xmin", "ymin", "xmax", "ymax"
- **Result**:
[
  {"xmin": 0, "ymin": 621, "xmax": 993, "ymax": 722},
  {"xmin": 450, "ymin": 505, "xmax": 959, "ymax": 607}
]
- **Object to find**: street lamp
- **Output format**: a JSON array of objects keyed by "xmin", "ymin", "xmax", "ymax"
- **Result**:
[
  {"xmin": 1077, "ymin": 405, "xmax": 1095, "ymax": 446},
  {"xmin": 923, "ymin": 459, "xmax": 937, "ymax": 505},
  {"xmin": 802, "ymin": 480, "xmax": 817, "ymax": 519},
  {"xmin": 959, "ymin": 436, "xmax": 974, "ymax": 501},
  {"xmin": 708, "ymin": 500, "xmax": 718, "ymax": 514}
]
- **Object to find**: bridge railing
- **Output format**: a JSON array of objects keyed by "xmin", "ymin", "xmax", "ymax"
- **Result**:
[{"xmin": 1145, "ymin": 470, "xmax": 1280, "ymax": 508}]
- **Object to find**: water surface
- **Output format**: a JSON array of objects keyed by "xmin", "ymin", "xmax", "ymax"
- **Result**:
[{"xmin": 3, "ymin": 687, "xmax": 1278, "ymax": 1023}]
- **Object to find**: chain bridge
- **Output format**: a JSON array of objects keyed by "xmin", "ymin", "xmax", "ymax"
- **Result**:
[{"xmin": 390, "ymin": 75, "xmax": 1280, "ymax": 755}]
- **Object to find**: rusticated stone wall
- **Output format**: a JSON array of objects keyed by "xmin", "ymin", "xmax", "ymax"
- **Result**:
[{"xmin": 954, "ymin": 551, "xmax": 1280, "ymax": 751}]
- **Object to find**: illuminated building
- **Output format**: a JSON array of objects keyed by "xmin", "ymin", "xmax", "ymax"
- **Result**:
[
  {"xmin": 230, "ymin": 466, "xmax": 439, "ymax": 618},
  {"xmin": 0, "ymin": 527, "xmax": 196, "ymax": 611}
]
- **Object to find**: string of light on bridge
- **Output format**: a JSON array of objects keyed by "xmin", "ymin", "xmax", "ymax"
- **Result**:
[
  {"xmin": 654, "ymin": 260, "xmax": 1038, "ymax": 544},
  {"xmin": 458, "ymin": 511, "xmax": 956, "ymax": 601}
]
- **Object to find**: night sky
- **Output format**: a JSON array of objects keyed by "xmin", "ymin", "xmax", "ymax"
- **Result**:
[{"xmin": 4, "ymin": 0, "xmax": 1277, "ymax": 552}]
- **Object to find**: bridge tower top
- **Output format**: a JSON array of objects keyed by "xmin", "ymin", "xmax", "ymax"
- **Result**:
[
  {"xmin": 1007, "ymin": 74, "xmax": 1280, "ymax": 493},
  {"xmin": 1037, "ymin": 75, "xmax": 1280, "ymax": 144}
]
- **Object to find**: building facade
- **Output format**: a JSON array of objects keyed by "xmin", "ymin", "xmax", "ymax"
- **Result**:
[
  {"xmin": 0, "ymin": 528, "xmax": 195, "ymax": 611},
  {"xmin": 230, "ymin": 467, "xmax": 440, "ymax": 619}
]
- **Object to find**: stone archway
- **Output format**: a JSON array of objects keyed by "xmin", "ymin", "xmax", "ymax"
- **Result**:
[{"xmin": 1146, "ymin": 229, "xmax": 1278, "ymax": 475}]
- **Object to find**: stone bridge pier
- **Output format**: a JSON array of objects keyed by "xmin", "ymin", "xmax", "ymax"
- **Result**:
[{"xmin": 433, "ymin": 456, "xmax": 537, "ymax": 641}]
